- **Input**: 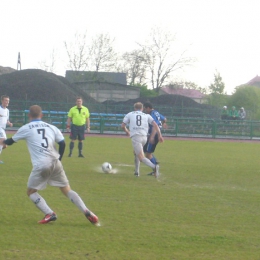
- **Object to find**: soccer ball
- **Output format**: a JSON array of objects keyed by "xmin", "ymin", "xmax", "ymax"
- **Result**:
[{"xmin": 102, "ymin": 162, "xmax": 112, "ymax": 173}]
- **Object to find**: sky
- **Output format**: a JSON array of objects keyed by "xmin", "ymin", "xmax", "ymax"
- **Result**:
[{"xmin": 1, "ymin": 0, "xmax": 260, "ymax": 94}]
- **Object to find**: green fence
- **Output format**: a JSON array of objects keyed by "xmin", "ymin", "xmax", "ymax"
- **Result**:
[
  {"xmin": 164, "ymin": 118, "xmax": 260, "ymax": 139},
  {"xmin": 9, "ymin": 100, "xmax": 224, "ymax": 119},
  {"xmin": 7, "ymin": 110, "xmax": 260, "ymax": 140},
  {"xmin": 9, "ymin": 110, "xmax": 125, "ymax": 135}
]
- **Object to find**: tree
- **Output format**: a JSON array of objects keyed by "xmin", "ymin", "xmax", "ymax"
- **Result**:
[
  {"xmin": 168, "ymin": 80, "xmax": 208, "ymax": 94},
  {"xmin": 89, "ymin": 33, "xmax": 117, "ymax": 72},
  {"xmin": 64, "ymin": 31, "xmax": 90, "ymax": 71},
  {"xmin": 38, "ymin": 49, "xmax": 57, "ymax": 73},
  {"xmin": 206, "ymin": 71, "xmax": 228, "ymax": 107},
  {"xmin": 139, "ymin": 27, "xmax": 195, "ymax": 92},
  {"xmin": 119, "ymin": 49, "xmax": 147, "ymax": 85},
  {"xmin": 229, "ymin": 85, "xmax": 260, "ymax": 120},
  {"xmin": 132, "ymin": 83, "xmax": 158, "ymax": 98},
  {"xmin": 208, "ymin": 70, "xmax": 226, "ymax": 94}
]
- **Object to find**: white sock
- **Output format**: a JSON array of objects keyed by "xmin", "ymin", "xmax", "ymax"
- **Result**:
[
  {"xmin": 141, "ymin": 157, "xmax": 155, "ymax": 169},
  {"xmin": 29, "ymin": 192, "xmax": 53, "ymax": 215},
  {"xmin": 135, "ymin": 154, "xmax": 140, "ymax": 173},
  {"xmin": 67, "ymin": 190, "xmax": 88, "ymax": 214}
]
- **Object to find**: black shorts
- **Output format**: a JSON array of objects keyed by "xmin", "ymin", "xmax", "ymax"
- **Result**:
[
  {"xmin": 70, "ymin": 124, "xmax": 85, "ymax": 141},
  {"xmin": 143, "ymin": 134, "xmax": 159, "ymax": 153}
]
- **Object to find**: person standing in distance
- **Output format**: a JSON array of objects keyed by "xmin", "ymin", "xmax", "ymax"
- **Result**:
[
  {"xmin": 0, "ymin": 95, "xmax": 13, "ymax": 164},
  {"xmin": 143, "ymin": 102, "xmax": 167, "ymax": 175},
  {"xmin": 121, "ymin": 102, "xmax": 164, "ymax": 178},
  {"xmin": 238, "ymin": 107, "xmax": 246, "ymax": 120},
  {"xmin": 0, "ymin": 105, "xmax": 99, "ymax": 225},
  {"xmin": 67, "ymin": 97, "xmax": 90, "ymax": 158}
]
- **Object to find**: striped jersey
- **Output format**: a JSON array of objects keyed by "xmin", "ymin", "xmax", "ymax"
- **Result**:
[{"xmin": 148, "ymin": 110, "xmax": 166, "ymax": 134}]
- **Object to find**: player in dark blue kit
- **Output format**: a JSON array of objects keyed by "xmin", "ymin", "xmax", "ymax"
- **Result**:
[{"xmin": 143, "ymin": 102, "xmax": 167, "ymax": 175}]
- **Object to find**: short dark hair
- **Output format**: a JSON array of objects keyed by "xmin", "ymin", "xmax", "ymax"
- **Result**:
[{"xmin": 143, "ymin": 102, "xmax": 153, "ymax": 109}]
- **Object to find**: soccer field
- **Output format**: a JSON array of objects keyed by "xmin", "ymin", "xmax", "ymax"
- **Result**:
[{"xmin": 1, "ymin": 135, "xmax": 260, "ymax": 260}]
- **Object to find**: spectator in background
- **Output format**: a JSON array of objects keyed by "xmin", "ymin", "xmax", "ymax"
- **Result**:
[
  {"xmin": 238, "ymin": 107, "xmax": 246, "ymax": 120},
  {"xmin": 229, "ymin": 106, "xmax": 239, "ymax": 120},
  {"xmin": 221, "ymin": 106, "xmax": 229, "ymax": 120}
]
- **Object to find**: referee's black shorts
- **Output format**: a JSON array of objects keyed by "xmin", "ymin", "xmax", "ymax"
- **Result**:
[{"xmin": 69, "ymin": 124, "xmax": 85, "ymax": 141}]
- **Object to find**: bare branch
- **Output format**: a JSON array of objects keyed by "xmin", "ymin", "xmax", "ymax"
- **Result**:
[
  {"xmin": 64, "ymin": 31, "xmax": 90, "ymax": 71},
  {"xmin": 119, "ymin": 49, "xmax": 147, "ymax": 85},
  {"xmin": 89, "ymin": 33, "xmax": 118, "ymax": 72},
  {"xmin": 138, "ymin": 27, "xmax": 196, "ymax": 91},
  {"xmin": 38, "ymin": 49, "xmax": 57, "ymax": 73}
]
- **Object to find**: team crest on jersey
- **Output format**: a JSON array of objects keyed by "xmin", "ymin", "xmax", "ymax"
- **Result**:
[{"xmin": 83, "ymin": 112, "xmax": 86, "ymax": 115}]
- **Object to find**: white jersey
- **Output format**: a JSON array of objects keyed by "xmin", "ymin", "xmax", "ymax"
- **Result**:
[
  {"xmin": 0, "ymin": 127, "xmax": 6, "ymax": 154},
  {"xmin": 123, "ymin": 111, "xmax": 154, "ymax": 137},
  {"xmin": 0, "ymin": 127, "xmax": 6, "ymax": 139},
  {"xmin": 12, "ymin": 119, "xmax": 64, "ymax": 166},
  {"xmin": 0, "ymin": 106, "xmax": 9, "ymax": 129}
]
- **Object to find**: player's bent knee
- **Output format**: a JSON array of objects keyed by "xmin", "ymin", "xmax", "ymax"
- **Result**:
[
  {"xmin": 27, "ymin": 188, "xmax": 37, "ymax": 196},
  {"xmin": 60, "ymin": 185, "xmax": 71, "ymax": 196}
]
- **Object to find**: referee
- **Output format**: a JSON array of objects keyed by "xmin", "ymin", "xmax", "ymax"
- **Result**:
[{"xmin": 67, "ymin": 97, "xmax": 90, "ymax": 157}]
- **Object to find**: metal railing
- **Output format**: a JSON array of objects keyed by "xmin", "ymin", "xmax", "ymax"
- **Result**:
[
  {"xmin": 9, "ymin": 100, "xmax": 224, "ymax": 119},
  {"xmin": 163, "ymin": 118, "xmax": 260, "ymax": 139},
  {"xmin": 8, "ymin": 110, "xmax": 260, "ymax": 139}
]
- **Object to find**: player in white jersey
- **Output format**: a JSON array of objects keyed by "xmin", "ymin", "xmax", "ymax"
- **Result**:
[
  {"xmin": 0, "ymin": 105, "xmax": 100, "ymax": 225},
  {"xmin": 0, "ymin": 127, "xmax": 7, "ymax": 159},
  {"xmin": 0, "ymin": 95, "xmax": 13, "ymax": 163},
  {"xmin": 121, "ymin": 102, "xmax": 164, "ymax": 178}
]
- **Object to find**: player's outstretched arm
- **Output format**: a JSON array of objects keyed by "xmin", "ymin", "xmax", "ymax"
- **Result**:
[
  {"xmin": 151, "ymin": 121, "xmax": 164, "ymax": 143},
  {"xmin": 58, "ymin": 140, "xmax": 66, "ymax": 161},
  {"xmin": 162, "ymin": 118, "xmax": 168, "ymax": 129},
  {"xmin": 121, "ymin": 123, "xmax": 130, "ymax": 136},
  {"xmin": 7, "ymin": 121, "xmax": 13, "ymax": 127},
  {"xmin": 3, "ymin": 138, "xmax": 15, "ymax": 146},
  {"xmin": 66, "ymin": 117, "xmax": 72, "ymax": 132}
]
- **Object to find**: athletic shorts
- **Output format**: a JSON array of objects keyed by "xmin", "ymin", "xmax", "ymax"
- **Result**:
[
  {"xmin": 143, "ymin": 134, "xmax": 159, "ymax": 153},
  {"xmin": 27, "ymin": 159, "xmax": 69, "ymax": 190},
  {"xmin": 131, "ymin": 135, "xmax": 147, "ymax": 156},
  {"xmin": 70, "ymin": 124, "xmax": 85, "ymax": 141},
  {"xmin": 0, "ymin": 128, "xmax": 6, "ymax": 154}
]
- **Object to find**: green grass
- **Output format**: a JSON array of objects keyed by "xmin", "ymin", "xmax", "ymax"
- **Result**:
[{"xmin": 1, "ymin": 136, "xmax": 260, "ymax": 259}]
